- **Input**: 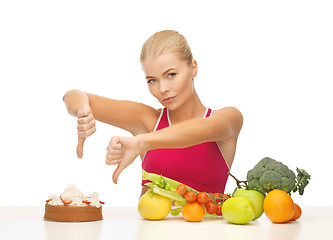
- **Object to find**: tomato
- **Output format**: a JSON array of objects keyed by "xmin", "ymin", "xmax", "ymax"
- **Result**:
[
  {"xmin": 205, "ymin": 202, "xmax": 218, "ymax": 214},
  {"xmin": 185, "ymin": 191, "xmax": 197, "ymax": 203},
  {"xmin": 138, "ymin": 192, "xmax": 172, "ymax": 220},
  {"xmin": 197, "ymin": 192, "xmax": 209, "ymax": 205},
  {"xmin": 215, "ymin": 204, "xmax": 222, "ymax": 216},
  {"xmin": 222, "ymin": 194, "xmax": 231, "ymax": 201},
  {"xmin": 176, "ymin": 184, "xmax": 187, "ymax": 196},
  {"xmin": 210, "ymin": 193, "xmax": 222, "ymax": 203}
]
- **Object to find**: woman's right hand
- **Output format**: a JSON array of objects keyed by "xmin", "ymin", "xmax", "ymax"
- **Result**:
[{"xmin": 76, "ymin": 105, "xmax": 96, "ymax": 158}]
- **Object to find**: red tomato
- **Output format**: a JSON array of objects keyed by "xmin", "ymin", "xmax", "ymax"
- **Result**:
[
  {"xmin": 176, "ymin": 184, "xmax": 187, "ymax": 196},
  {"xmin": 197, "ymin": 192, "xmax": 209, "ymax": 205},
  {"xmin": 221, "ymin": 194, "xmax": 231, "ymax": 201},
  {"xmin": 215, "ymin": 204, "xmax": 222, "ymax": 216},
  {"xmin": 205, "ymin": 202, "xmax": 218, "ymax": 214},
  {"xmin": 185, "ymin": 191, "xmax": 197, "ymax": 203},
  {"xmin": 211, "ymin": 193, "xmax": 222, "ymax": 203}
]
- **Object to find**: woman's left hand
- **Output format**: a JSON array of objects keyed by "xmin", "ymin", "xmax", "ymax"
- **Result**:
[{"xmin": 106, "ymin": 135, "xmax": 143, "ymax": 184}]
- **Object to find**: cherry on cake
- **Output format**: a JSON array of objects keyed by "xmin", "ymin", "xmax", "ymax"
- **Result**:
[{"xmin": 44, "ymin": 184, "xmax": 104, "ymax": 222}]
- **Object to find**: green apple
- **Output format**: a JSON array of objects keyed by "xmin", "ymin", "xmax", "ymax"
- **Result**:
[
  {"xmin": 222, "ymin": 197, "xmax": 255, "ymax": 224},
  {"xmin": 233, "ymin": 188, "xmax": 265, "ymax": 219}
]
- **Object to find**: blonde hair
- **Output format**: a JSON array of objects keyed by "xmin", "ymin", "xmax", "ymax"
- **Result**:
[{"xmin": 140, "ymin": 30, "xmax": 193, "ymax": 65}]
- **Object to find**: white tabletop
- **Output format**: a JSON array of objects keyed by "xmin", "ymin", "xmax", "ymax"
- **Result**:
[{"xmin": 0, "ymin": 206, "xmax": 332, "ymax": 240}]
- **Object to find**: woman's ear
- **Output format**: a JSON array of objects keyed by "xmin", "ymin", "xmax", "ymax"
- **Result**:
[{"xmin": 192, "ymin": 60, "xmax": 198, "ymax": 78}]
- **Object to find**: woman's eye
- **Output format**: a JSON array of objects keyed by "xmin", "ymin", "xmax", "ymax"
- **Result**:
[
  {"xmin": 147, "ymin": 79, "xmax": 157, "ymax": 84},
  {"xmin": 168, "ymin": 73, "xmax": 176, "ymax": 78}
]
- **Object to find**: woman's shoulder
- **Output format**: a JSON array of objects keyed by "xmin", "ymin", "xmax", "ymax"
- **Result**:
[
  {"xmin": 212, "ymin": 106, "xmax": 243, "ymax": 131},
  {"xmin": 139, "ymin": 106, "xmax": 164, "ymax": 133},
  {"xmin": 213, "ymin": 106, "xmax": 242, "ymax": 118}
]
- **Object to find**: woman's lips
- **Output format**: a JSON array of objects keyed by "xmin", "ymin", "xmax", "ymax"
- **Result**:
[{"xmin": 163, "ymin": 96, "xmax": 176, "ymax": 104}]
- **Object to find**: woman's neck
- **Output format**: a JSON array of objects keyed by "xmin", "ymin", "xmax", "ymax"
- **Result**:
[{"xmin": 168, "ymin": 90, "xmax": 206, "ymax": 125}]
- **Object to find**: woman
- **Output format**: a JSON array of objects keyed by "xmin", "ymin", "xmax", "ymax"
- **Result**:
[{"xmin": 63, "ymin": 30, "xmax": 243, "ymax": 196}]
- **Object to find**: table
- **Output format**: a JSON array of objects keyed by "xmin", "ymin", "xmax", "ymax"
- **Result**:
[{"xmin": 0, "ymin": 206, "xmax": 332, "ymax": 240}]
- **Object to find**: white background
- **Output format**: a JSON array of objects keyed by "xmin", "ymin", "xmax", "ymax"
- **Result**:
[{"xmin": 0, "ymin": 0, "xmax": 332, "ymax": 206}]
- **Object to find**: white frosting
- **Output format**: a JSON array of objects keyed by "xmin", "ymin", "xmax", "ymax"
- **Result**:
[
  {"xmin": 88, "ymin": 192, "xmax": 101, "ymax": 208},
  {"xmin": 61, "ymin": 184, "xmax": 84, "ymax": 199},
  {"xmin": 46, "ymin": 184, "xmax": 102, "ymax": 208},
  {"xmin": 48, "ymin": 196, "xmax": 64, "ymax": 206}
]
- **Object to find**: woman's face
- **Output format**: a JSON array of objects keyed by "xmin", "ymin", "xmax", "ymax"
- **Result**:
[{"xmin": 141, "ymin": 52, "xmax": 197, "ymax": 111}]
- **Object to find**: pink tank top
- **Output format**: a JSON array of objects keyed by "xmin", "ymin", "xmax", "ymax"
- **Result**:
[{"xmin": 142, "ymin": 108, "xmax": 230, "ymax": 193}]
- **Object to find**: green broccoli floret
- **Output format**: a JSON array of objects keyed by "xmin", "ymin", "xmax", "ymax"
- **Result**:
[
  {"xmin": 246, "ymin": 157, "xmax": 310, "ymax": 195},
  {"xmin": 259, "ymin": 170, "xmax": 284, "ymax": 191},
  {"xmin": 294, "ymin": 167, "xmax": 311, "ymax": 195}
]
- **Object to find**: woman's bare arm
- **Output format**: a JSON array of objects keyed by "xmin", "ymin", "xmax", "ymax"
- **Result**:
[
  {"xmin": 86, "ymin": 93, "xmax": 159, "ymax": 135},
  {"xmin": 63, "ymin": 89, "xmax": 159, "ymax": 158},
  {"xmin": 107, "ymin": 107, "xmax": 243, "ymax": 183},
  {"xmin": 63, "ymin": 90, "xmax": 159, "ymax": 135},
  {"xmin": 138, "ymin": 107, "xmax": 243, "ymax": 151}
]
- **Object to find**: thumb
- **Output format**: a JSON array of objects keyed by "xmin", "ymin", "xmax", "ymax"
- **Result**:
[
  {"xmin": 112, "ymin": 163, "xmax": 126, "ymax": 184},
  {"xmin": 77, "ymin": 136, "xmax": 86, "ymax": 158}
]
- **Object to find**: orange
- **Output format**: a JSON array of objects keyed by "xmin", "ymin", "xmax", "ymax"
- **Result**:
[
  {"xmin": 290, "ymin": 203, "xmax": 302, "ymax": 221},
  {"xmin": 263, "ymin": 189, "xmax": 295, "ymax": 223},
  {"xmin": 182, "ymin": 202, "xmax": 205, "ymax": 222}
]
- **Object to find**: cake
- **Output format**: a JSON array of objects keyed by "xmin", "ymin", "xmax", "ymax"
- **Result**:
[{"xmin": 44, "ymin": 184, "xmax": 104, "ymax": 222}]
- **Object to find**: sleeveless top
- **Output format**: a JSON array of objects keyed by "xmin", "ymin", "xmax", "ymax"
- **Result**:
[{"xmin": 142, "ymin": 108, "xmax": 230, "ymax": 193}]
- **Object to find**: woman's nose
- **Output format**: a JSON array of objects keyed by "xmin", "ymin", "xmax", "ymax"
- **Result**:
[{"xmin": 159, "ymin": 79, "xmax": 170, "ymax": 93}]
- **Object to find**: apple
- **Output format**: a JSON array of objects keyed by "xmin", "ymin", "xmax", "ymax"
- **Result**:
[
  {"xmin": 138, "ymin": 192, "xmax": 172, "ymax": 220},
  {"xmin": 222, "ymin": 197, "xmax": 255, "ymax": 224},
  {"xmin": 233, "ymin": 188, "xmax": 265, "ymax": 219}
]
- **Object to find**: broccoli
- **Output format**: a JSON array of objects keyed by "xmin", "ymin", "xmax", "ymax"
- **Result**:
[{"xmin": 246, "ymin": 157, "xmax": 311, "ymax": 195}]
